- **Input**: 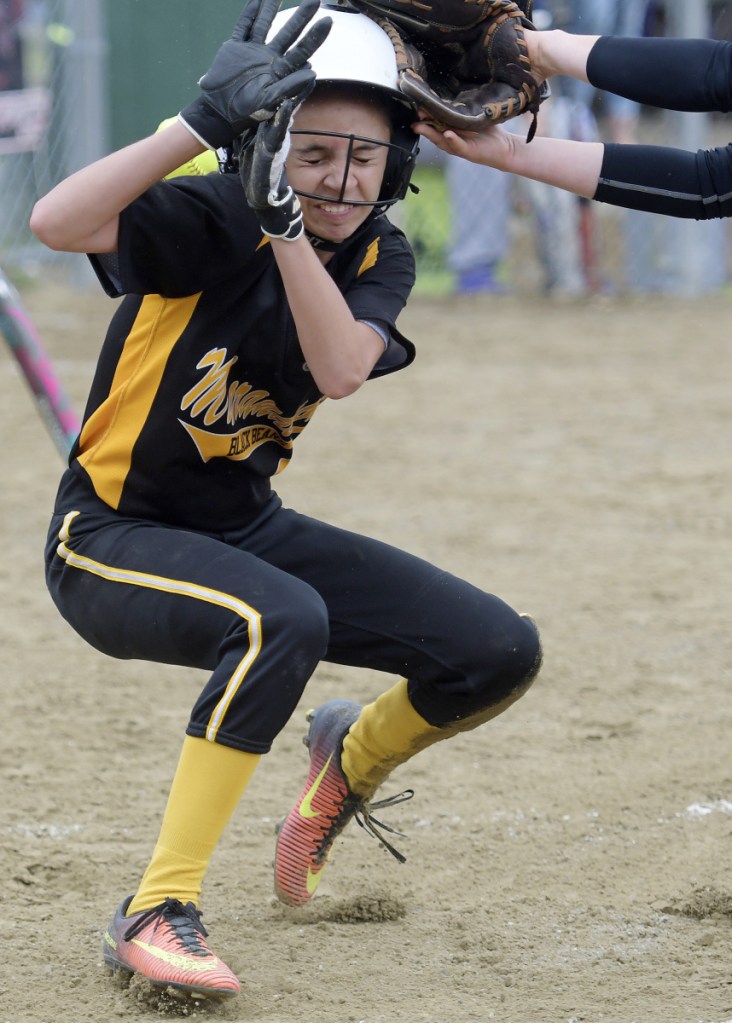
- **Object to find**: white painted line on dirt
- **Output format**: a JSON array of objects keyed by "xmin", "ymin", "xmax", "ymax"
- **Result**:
[{"xmin": 683, "ymin": 799, "xmax": 732, "ymax": 817}]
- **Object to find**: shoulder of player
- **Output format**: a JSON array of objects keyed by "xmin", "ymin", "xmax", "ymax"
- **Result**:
[
  {"xmin": 138, "ymin": 172, "xmax": 262, "ymax": 248},
  {"xmin": 340, "ymin": 214, "xmax": 415, "ymax": 269},
  {"xmin": 368, "ymin": 213, "xmax": 412, "ymax": 247}
]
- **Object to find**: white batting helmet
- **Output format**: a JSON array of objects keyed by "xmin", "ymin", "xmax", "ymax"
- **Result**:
[{"xmin": 269, "ymin": 4, "xmax": 404, "ymax": 101}]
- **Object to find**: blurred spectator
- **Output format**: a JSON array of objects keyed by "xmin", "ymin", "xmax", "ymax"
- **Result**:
[
  {"xmin": 643, "ymin": 0, "xmax": 665, "ymax": 37},
  {"xmin": 557, "ymin": 0, "xmax": 647, "ymax": 144},
  {"xmin": 436, "ymin": 3, "xmax": 560, "ymax": 295},
  {"xmin": 522, "ymin": 0, "xmax": 647, "ymax": 295},
  {"xmin": 445, "ymin": 157, "xmax": 512, "ymax": 295},
  {"xmin": 0, "ymin": 0, "xmax": 24, "ymax": 91}
]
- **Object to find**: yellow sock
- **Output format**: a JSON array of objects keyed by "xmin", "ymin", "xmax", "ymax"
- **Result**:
[
  {"xmin": 341, "ymin": 678, "xmax": 443, "ymax": 797},
  {"xmin": 127, "ymin": 736, "xmax": 259, "ymax": 915},
  {"xmin": 342, "ymin": 676, "xmax": 534, "ymax": 798}
]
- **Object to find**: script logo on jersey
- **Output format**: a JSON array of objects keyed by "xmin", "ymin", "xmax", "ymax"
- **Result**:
[{"xmin": 179, "ymin": 347, "xmax": 323, "ymax": 466}]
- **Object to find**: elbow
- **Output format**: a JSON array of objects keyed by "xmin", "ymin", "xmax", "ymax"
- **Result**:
[
  {"xmin": 318, "ymin": 372, "xmax": 365, "ymax": 401},
  {"xmin": 313, "ymin": 359, "xmax": 369, "ymax": 400},
  {"xmin": 29, "ymin": 200, "xmax": 69, "ymax": 251}
]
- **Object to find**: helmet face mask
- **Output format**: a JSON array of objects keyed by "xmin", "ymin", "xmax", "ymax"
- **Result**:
[{"xmin": 288, "ymin": 129, "xmax": 397, "ymax": 205}]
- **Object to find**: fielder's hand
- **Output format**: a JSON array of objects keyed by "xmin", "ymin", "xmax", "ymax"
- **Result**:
[
  {"xmin": 240, "ymin": 98, "xmax": 304, "ymax": 242},
  {"xmin": 179, "ymin": 0, "xmax": 332, "ymax": 150}
]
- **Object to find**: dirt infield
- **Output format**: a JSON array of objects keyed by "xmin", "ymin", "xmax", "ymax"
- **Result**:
[{"xmin": 2, "ymin": 281, "xmax": 731, "ymax": 1023}]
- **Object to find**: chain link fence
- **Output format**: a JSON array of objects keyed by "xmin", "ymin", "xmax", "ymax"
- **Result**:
[
  {"xmin": 1, "ymin": 0, "xmax": 73, "ymax": 278},
  {"xmin": 1, "ymin": 0, "xmax": 731, "ymax": 296}
]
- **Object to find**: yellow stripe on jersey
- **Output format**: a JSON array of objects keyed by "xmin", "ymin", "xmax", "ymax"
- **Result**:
[
  {"xmin": 357, "ymin": 238, "xmax": 379, "ymax": 277},
  {"xmin": 77, "ymin": 293, "xmax": 201, "ymax": 509},
  {"xmin": 56, "ymin": 510, "xmax": 261, "ymax": 742}
]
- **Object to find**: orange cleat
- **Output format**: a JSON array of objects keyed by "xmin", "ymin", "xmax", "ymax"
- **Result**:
[
  {"xmin": 274, "ymin": 700, "xmax": 413, "ymax": 907},
  {"xmin": 102, "ymin": 896, "xmax": 240, "ymax": 999}
]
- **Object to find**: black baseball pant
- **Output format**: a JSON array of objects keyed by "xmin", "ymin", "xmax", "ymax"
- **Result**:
[{"xmin": 46, "ymin": 471, "xmax": 541, "ymax": 754}]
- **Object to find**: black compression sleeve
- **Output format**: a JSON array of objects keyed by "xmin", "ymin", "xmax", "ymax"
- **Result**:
[
  {"xmin": 595, "ymin": 142, "xmax": 732, "ymax": 219},
  {"xmin": 587, "ymin": 36, "xmax": 732, "ymax": 113}
]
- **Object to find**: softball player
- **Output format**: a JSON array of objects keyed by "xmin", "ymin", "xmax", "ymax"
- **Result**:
[
  {"xmin": 31, "ymin": 0, "xmax": 541, "ymax": 999},
  {"xmin": 417, "ymin": 29, "xmax": 732, "ymax": 219}
]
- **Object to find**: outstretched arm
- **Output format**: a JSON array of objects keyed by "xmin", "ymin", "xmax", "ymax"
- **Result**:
[
  {"xmin": 416, "ymin": 119, "xmax": 732, "ymax": 220},
  {"xmin": 526, "ymin": 29, "xmax": 597, "ymax": 85},
  {"xmin": 414, "ymin": 121, "xmax": 604, "ymax": 200},
  {"xmin": 526, "ymin": 30, "xmax": 732, "ymax": 114}
]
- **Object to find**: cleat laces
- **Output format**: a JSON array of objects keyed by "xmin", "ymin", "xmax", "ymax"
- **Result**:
[
  {"xmin": 123, "ymin": 898, "xmax": 211, "ymax": 957},
  {"xmin": 320, "ymin": 788, "xmax": 415, "ymax": 865}
]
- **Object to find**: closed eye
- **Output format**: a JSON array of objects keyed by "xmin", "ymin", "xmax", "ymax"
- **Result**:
[
  {"xmin": 352, "ymin": 148, "xmax": 383, "ymax": 165},
  {"xmin": 290, "ymin": 136, "xmax": 388, "ymax": 167},
  {"xmin": 292, "ymin": 145, "xmax": 330, "ymax": 166}
]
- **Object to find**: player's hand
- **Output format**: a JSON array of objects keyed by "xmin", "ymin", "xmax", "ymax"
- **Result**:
[
  {"xmin": 179, "ymin": 0, "xmax": 332, "ymax": 150},
  {"xmin": 414, "ymin": 117, "xmax": 515, "ymax": 170},
  {"xmin": 240, "ymin": 98, "xmax": 303, "ymax": 241}
]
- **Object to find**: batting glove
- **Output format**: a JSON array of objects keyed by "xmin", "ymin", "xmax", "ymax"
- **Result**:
[
  {"xmin": 240, "ymin": 98, "xmax": 303, "ymax": 242},
  {"xmin": 179, "ymin": 0, "xmax": 332, "ymax": 150}
]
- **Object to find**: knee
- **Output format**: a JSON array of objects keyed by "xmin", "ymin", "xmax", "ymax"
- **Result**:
[
  {"xmin": 285, "ymin": 589, "xmax": 331, "ymax": 668},
  {"xmin": 258, "ymin": 584, "xmax": 330, "ymax": 677},
  {"xmin": 508, "ymin": 613, "xmax": 543, "ymax": 687},
  {"xmin": 458, "ymin": 609, "xmax": 542, "ymax": 709},
  {"xmin": 485, "ymin": 612, "xmax": 543, "ymax": 698},
  {"xmin": 409, "ymin": 610, "xmax": 542, "ymax": 728}
]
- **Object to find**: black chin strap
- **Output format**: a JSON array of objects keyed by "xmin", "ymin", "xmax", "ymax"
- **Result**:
[{"xmin": 305, "ymin": 231, "xmax": 343, "ymax": 253}]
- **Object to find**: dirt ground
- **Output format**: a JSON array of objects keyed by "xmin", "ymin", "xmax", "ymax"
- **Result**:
[{"xmin": 1, "ymin": 278, "xmax": 731, "ymax": 1023}]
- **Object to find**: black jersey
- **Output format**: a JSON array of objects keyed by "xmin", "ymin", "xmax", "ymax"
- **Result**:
[
  {"xmin": 588, "ymin": 37, "xmax": 732, "ymax": 219},
  {"xmin": 69, "ymin": 173, "xmax": 416, "ymax": 532}
]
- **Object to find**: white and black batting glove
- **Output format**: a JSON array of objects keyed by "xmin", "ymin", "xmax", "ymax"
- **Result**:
[
  {"xmin": 179, "ymin": 0, "xmax": 332, "ymax": 151},
  {"xmin": 240, "ymin": 98, "xmax": 303, "ymax": 242}
]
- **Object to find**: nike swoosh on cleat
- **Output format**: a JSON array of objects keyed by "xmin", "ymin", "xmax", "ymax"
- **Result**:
[
  {"xmin": 306, "ymin": 862, "xmax": 327, "ymax": 896},
  {"xmin": 298, "ymin": 754, "xmax": 333, "ymax": 819},
  {"xmin": 131, "ymin": 939, "xmax": 218, "ymax": 973}
]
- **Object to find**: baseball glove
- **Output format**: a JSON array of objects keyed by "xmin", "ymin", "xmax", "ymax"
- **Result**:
[{"xmin": 352, "ymin": 0, "xmax": 544, "ymax": 139}]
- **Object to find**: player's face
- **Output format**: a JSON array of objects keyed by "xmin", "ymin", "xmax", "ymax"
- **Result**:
[{"xmin": 286, "ymin": 94, "xmax": 391, "ymax": 243}]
